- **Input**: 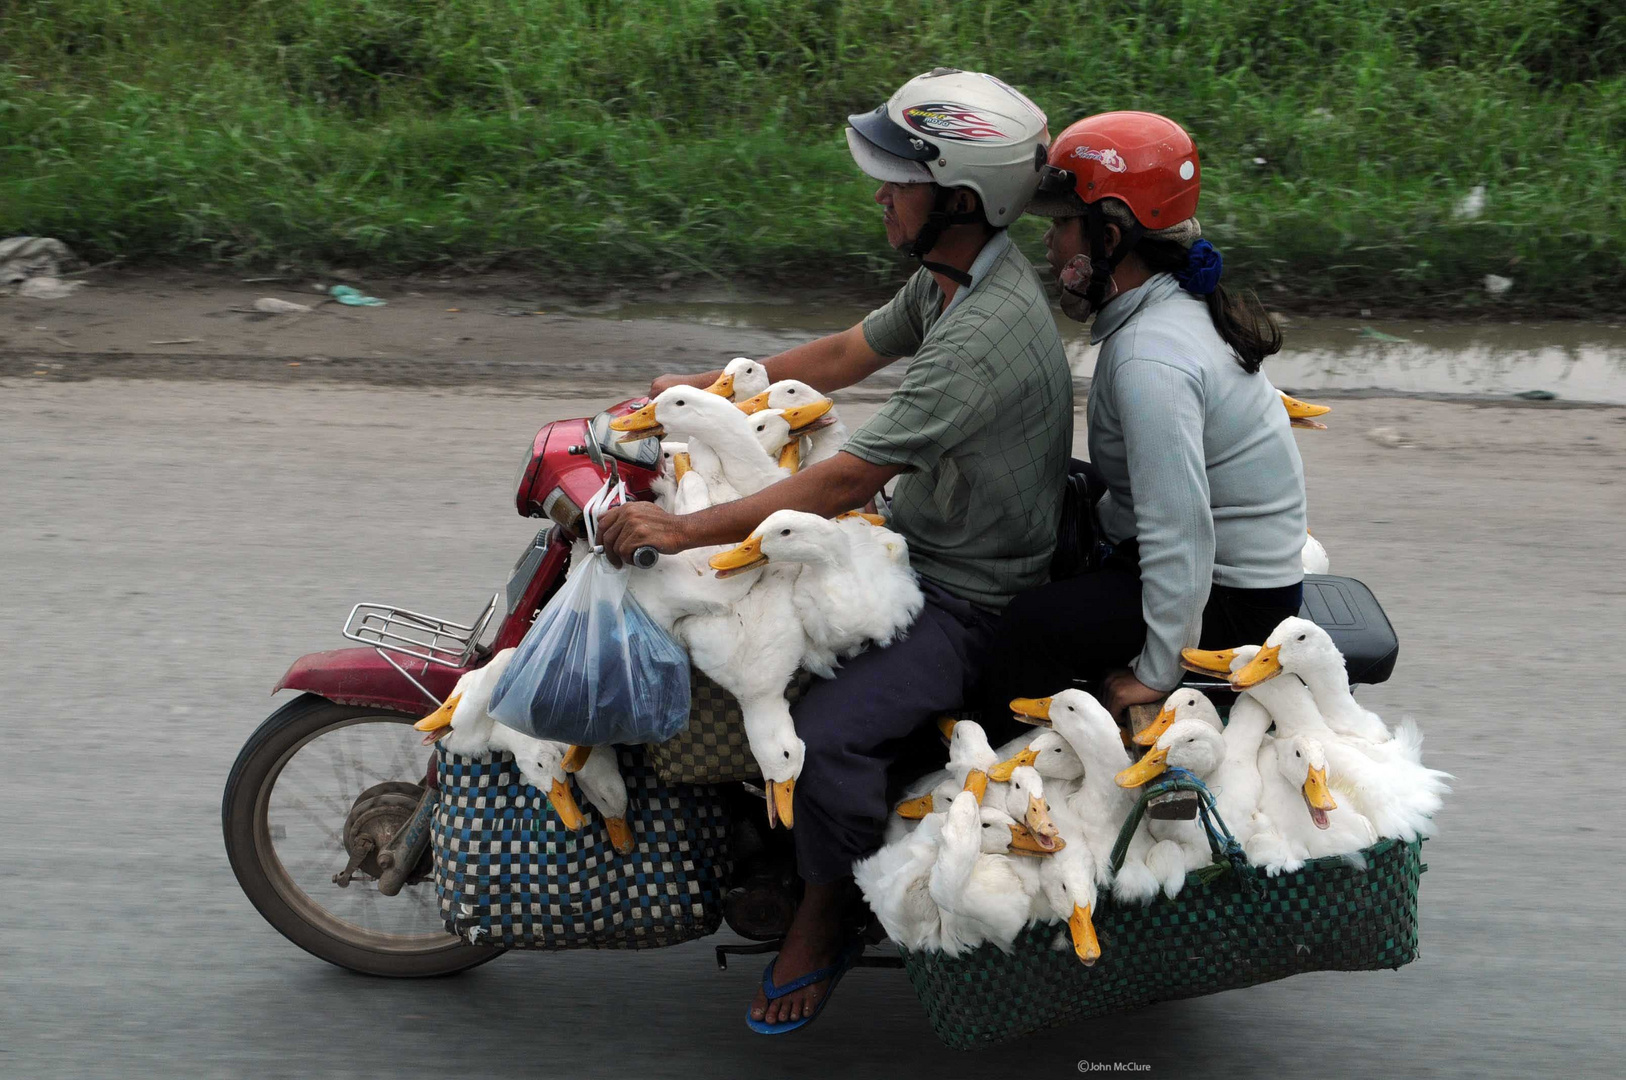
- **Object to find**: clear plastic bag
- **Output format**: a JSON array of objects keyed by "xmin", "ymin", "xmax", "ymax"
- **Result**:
[{"xmin": 488, "ymin": 476, "xmax": 691, "ymax": 746}]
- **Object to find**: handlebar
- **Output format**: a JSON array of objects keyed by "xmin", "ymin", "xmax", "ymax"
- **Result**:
[{"xmin": 631, "ymin": 546, "xmax": 659, "ymax": 569}]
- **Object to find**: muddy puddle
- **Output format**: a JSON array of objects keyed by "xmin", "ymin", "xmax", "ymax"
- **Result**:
[{"xmin": 603, "ymin": 300, "xmax": 1626, "ymax": 405}]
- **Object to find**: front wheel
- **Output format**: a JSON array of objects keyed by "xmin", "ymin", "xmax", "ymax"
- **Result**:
[{"xmin": 223, "ymin": 693, "xmax": 505, "ymax": 976}]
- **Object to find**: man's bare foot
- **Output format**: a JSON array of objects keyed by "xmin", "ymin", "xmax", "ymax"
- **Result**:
[{"xmin": 749, "ymin": 880, "xmax": 849, "ymax": 1027}]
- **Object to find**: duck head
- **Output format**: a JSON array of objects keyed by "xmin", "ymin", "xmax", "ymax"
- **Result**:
[
  {"xmin": 1040, "ymin": 870, "xmax": 1101, "ymax": 967},
  {"xmin": 752, "ymin": 731, "xmax": 805, "ymax": 830},
  {"xmin": 1115, "ymin": 719, "xmax": 1224, "ymax": 788},
  {"xmin": 709, "ymin": 509, "xmax": 851, "ymax": 578},
  {"xmin": 745, "ymin": 409, "xmax": 801, "ymax": 470},
  {"xmin": 414, "ymin": 693, "xmax": 463, "ymax": 745},
  {"xmin": 1004, "ymin": 765, "xmax": 1064, "ymax": 852},
  {"xmin": 944, "ymin": 792, "xmax": 1059, "ymax": 858},
  {"xmin": 705, "ymin": 357, "xmax": 768, "ymax": 401},
  {"xmin": 610, "ymin": 385, "xmax": 745, "ymax": 444},
  {"xmin": 1134, "ymin": 687, "xmax": 1223, "ymax": 746},
  {"xmin": 1278, "ymin": 735, "xmax": 1338, "ymax": 829},
  {"xmin": 1231, "ymin": 617, "xmax": 1341, "ymax": 689},
  {"xmin": 1011, "ymin": 689, "xmax": 1124, "ymax": 766},
  {"xmin": 736, "ymin": 378, "xmax": 837, "ymax": 431}
]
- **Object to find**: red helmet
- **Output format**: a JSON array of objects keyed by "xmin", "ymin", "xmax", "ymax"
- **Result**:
[{"xmin": 1028, "ymin": 111, "xmax": 1200, "ymax": 228}]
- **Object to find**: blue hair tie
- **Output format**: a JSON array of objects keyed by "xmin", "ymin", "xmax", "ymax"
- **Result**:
[{"xmin": 1176, "ymin": 239, "xmax": 1223, "ymax": 296}]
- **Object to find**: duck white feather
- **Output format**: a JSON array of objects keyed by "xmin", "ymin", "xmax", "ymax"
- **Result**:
[
  {"xmin": 930, "ymin": 794, "xmax": 1049, "ymax": 955},
  {"xmin": 1245, "ymin": 734, "xmax": 1378, "ymax": 875},
  {"xmin": 1010, "ymin": 690, "xmax": 1161, "ymax": 904}
]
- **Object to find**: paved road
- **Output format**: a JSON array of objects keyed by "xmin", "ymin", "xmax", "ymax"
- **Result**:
[{"xmin": 2, "ymin": 372, "xmax": 1622, "ymax": 1078}]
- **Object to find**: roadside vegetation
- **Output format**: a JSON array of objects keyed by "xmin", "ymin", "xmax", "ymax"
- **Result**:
[{"xmin": 3, "ymin": 0, "xmax": 1623, "ymax": 313}]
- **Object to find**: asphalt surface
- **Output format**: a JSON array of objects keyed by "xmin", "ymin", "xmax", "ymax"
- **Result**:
[{"xmin": 3, "ymin": 370, "xmax": 1623, "ymax": 1079}]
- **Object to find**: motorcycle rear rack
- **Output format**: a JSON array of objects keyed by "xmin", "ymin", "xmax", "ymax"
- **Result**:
[{"xmin": 343, "ymin": 593, "xmax": 502, "ymax": 670}]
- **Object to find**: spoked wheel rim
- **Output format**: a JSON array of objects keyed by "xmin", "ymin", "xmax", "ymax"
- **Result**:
[{"xmin": 254, "ymin": 714, "xmax": 455, "ymax": 953}]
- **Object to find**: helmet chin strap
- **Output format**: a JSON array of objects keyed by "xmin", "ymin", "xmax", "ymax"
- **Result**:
[
  {"xmin": 901, "ymin": 187, "xmax": 983, "ymax": 288},
  {"xmin": 1083, "ymin": 202, "xmax": 1144, "ymax": 310}
]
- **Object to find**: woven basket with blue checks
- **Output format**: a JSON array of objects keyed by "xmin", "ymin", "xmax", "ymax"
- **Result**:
[
  {"xmin": 432, "ymin": 744, "xmax": 729, "ymax": 949},
  {"xmin": 902, "ymin": 773, "xmax": 1427, "ymax": 1050}
]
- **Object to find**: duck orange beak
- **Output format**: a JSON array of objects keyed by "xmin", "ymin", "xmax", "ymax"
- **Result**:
[
  {"xmin": 608, "ymin": 401, "xmax": 663, "ymax": 441},
  {"xmin": 736, "ymin": 389, "xmax": 772, "ymax": 415},
  {"xmin": 987, "ymin": 747, "xmax": 1038, "ymax": 783},
  {"xmin": 1302, "ymin": 765, "xmax": 1337, "ymax": 828},
  {"xmin": 709, "ymin": 534, "xmax": 767, "ymax": 577},
  {"xmin": 703, "ymin": 372, "xmax": 735, "ymax": 398},
  {"xmin": 961, "ymin": 769, "xmax": 989, "ymax": 805},
  {"xmin": 1115, "ymin": 746, "xmax": 1170, "ymax": 788},
  {"xmin": 1070, "ymin": 904, "xmax": 1101, "ymax": 965},
  {"xmin": 894, "ymin": 794, "xmax": 935, "ymax": 819},
  {"xmin": 561, "ymin": 745, "xmax": 592, "ymax": 774},
  {"xmin": 1180, "ymin": 647, "xmax": 1240, "ymax": 677},
  {"xmin": 672, "ymin": 452, "xmax": 692, "ymax": 482},
  {"xmin": 548, "ymin": 778, "xmax": 585, "ymax": 831},
  {"xmin": 766, "ymin": 779, "xmax": 795, "ymax": 829},
  {"xmin": 414, "ymin": 694, "xmax": 460, "ymax": 744},
  {"xmin": 935, "ymin": 715, "xmax": 957, "ymax": 741},
  {"xmin": 1133, "ymin": 705, "xmax": 1178, "ymax": 747},
  {"xmin": 777, "ymin": 441, "xmax": 801, "ymax": 472},
  {"xmin": 1281, "ymin": 392, "xmax": 1331, "ymax": 429},
  {"xmin": 835, "ymin": 510, "xmax": 888, "ymax": 527},
  {"xmin": 1006, "ymin": 822, "xmax": 1063, "ymax": 856},
  {"xmin": 1009, "ymin": 697, "xmax": 1053, "ymax": 727},
  {"xmin": 1231, "ymin": 643, "xmax": 1283, "ymax": 688},
  {"xmin": 604, "ymin": 817, "xmax": 635, "ymax": 854},
  {"xmin": 780, "ymin": 397, "xmax": 834, "ymax": 434},
  {"xmin": 1025, "ymin": 796, "xmax": 1063, "ymax": 852}
]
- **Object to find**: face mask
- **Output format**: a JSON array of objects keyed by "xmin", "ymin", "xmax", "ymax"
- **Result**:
[{"xmin": 1056, "ymin": 255, "xmax": 1117, "ymax": 322}]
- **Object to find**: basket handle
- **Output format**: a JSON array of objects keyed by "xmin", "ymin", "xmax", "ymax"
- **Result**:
[{"xmin": 1107, "ymin": 768, "xmax": 1250, "ymax": 881}]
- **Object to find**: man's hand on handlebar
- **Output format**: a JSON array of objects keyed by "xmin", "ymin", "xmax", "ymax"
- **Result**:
[{"xmin": 598, "ymin": 502, "xmax": 690, "ymax": 568}]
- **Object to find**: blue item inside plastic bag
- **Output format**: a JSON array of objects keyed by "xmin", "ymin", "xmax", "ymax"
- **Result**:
[{"xmin": 489, "ymin": 552, "xmax": 691, "ymax": 746}]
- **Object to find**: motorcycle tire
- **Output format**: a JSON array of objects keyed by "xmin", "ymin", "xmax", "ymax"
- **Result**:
[{"xmin": 223, "ymin": 692, "xmax": 505, "ymax": 977}]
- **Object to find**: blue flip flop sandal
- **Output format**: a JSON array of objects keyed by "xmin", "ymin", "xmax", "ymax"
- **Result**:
[{"xmin": 745, "ymin": 941, "xmax": 863, "ymax": 1034}]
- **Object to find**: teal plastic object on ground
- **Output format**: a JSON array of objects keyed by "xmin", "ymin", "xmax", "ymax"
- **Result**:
[{"xmin": 330, "ymin": 284, "xmax": 386, "ymax": 306}]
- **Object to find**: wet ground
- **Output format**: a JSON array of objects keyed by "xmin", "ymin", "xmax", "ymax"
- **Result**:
[{"xmin": 2, "ymin": 276, "xmax": 1624, "ymax": 1077}]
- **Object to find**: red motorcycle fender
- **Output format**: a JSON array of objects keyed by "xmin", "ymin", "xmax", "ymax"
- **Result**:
[{"xmin": 273, "ymin": 647, "xmax": 470, "ymax": 716}]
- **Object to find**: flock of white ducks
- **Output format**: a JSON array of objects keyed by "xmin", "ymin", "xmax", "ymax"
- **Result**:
[
  {"xmin": 602, "ymin": 370, "xmax": 923, "ymax": 829},
  {"xmin": 856, "ymin": 615, "xmax": 1448, "ymax": 963}
]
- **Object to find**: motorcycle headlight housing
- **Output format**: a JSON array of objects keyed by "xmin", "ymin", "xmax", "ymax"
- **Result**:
[{"xmin": 541, "ymin": 487, "xmax": 584, "ymax": 535}]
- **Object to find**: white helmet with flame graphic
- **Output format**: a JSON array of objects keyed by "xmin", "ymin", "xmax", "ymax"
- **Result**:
[{"xmin": 846, "ymin": 68, "xmax": 1050, "ymax": 228}]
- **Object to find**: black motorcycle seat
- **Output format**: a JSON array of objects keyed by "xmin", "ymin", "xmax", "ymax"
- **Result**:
[{"xmin": 1297, "ymin": 574, "xmax": 1398, "ymax": 685}]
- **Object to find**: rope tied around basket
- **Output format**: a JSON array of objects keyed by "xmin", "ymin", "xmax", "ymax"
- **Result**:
[{"xmin": 1109, "ymin": 768, "xmax": 1267, "ymax": 898}]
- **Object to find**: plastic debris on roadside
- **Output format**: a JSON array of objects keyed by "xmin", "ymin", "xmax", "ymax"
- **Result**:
[
  {"xmin": 253, "ymin": 297, "xmax": 313, "ymax": 314},
  {"xmin": 489, "ymin": 475, "xmax": 690, "ymax": 747},
  {"xmin": 330, "ymin": 284, "xmax": 386, "ymax": 306}
]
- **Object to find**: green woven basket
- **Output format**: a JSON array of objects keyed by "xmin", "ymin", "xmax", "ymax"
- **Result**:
[{"xmin": 901, "ymin": 775, "xmax": 1427, "ymax": 1050}]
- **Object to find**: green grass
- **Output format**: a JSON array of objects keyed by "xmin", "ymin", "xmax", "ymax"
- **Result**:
[{"xmin": 3, "ymin": 0, "xmax": 1624, "ymax": 313}]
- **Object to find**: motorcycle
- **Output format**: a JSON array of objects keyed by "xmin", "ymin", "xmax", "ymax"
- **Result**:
[{"xmin": 222, "ymin": 397, "xmax": 1399, "ymax": 977}]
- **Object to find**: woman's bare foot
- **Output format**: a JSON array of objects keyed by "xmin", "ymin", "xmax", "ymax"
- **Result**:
[{"xmin": 749, "ymin": 880, "xmax": 849, "ymax": 1027}]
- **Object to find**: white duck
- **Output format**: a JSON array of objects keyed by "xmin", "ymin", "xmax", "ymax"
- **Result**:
[
  {"xmin": 739, "ymin": 378, "xmax": 849, "ymax": 466},
  {"xmin": 989, "ymin": 729, "xmax": 1085, "ymax": 790},
  {"xmin": 1229, "ymin": 648, "xmax": 1449, "ymax": 842},
  {"xmin": 893, "ymin": 718, "xmax": 1000, "ymax": 820},
  {"xmin": 1009, "ymin": 690, "xmax": 1162, "ymax": 904},
  {"xmin": 674, "ymin": 555, "xmax": 808, "ymax": 829},
  {"xmin": 1033, "ymin": 799, "xmax": 1103, "ymax": 964},
  {"xmin": 1243, "ymin": 617, "xmax": 1396, "ymax": 746},
  {"xmin": 1301, "ymin": 532, "xmax": 1331, "ymax": 575},
  {"xmin": 413, "ymin": 650, "xmax": 586, "ymax": 832},
  {"xmin": 1245, "ymin": 734, "xmax": 1377, "ymax": 875},
  {"xmin": 710, "ymin": 509, "xmax": 924, "ymax": 679},
  {"xmin": 560, "ymin": 744, "xmax": 636, "ymax": 854},
  {"xmin": 704, "ymin": 357, "xmax": 770, "ymax": 402},
  {"xmin": 854, "ymin": 811, "xmax": 949, "ymax": 952},
  {"xmin": 1115, "ymin": 719, "xmax": 1231, "ymax": 897},
  {"xmin": 930, "ymin": 792, "xmax": 1058, "ymax": 956},
  {"xmin": 610, "ymin": 386, "xmax": 785, "ymax": 500}
]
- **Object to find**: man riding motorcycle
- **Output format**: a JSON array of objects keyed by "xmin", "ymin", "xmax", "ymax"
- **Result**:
[{"xmin": 598, "ymin": 68, "xmax": 1068, "ymax": 1032}]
